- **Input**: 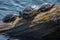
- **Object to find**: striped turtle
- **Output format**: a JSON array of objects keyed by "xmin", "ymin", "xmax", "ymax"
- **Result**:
[{"xmin": 19, "ymin": 3, "xmax": 55, "ymax": 18}]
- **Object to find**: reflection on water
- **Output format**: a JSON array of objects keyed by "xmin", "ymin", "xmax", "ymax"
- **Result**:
[{"xmin": 0, "ymin": 0, "xmax": 60, "ymax": 40}]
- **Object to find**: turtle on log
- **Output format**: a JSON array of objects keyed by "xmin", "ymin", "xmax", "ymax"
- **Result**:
[
  {"xmin": 19, "ymin": 3, "xmax": 55, "ymax": 18},
  {"xmin": 0, "ymin": 3, "xmax": 60, "ymax": 40}
]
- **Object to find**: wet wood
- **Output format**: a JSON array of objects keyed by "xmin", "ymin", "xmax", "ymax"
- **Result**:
[{"xmin": 0, "ymin": 5, "xmax": 60, "ymax": 40}]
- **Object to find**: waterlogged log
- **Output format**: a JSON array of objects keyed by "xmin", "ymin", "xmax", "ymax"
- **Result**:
[
  {"xmin": 0, "ymin": 17, "xmax": 20, "ymax": 31},
  {"xmin": 0, "ymin": 5, "xmax": 60, "ymax": 40}
]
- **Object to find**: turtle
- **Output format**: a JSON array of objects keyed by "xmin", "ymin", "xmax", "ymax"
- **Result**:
[
  {"xmin": 2, "ymin": 14, "xmax": 18, "ymax": 23},
  {"xmin": 19, "ymin": 3, "xmax": 55, "ymax": 18},
  {"xmin": 0, "ymin": 14, "xmax": 20, "ymax": 31}
]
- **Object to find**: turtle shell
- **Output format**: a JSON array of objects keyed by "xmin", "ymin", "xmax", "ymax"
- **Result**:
[
  {"xmin": 2, "ymin": 14, "xmax": 17, "ymax": 23},
  {"xmin": 22, "ymin": 7, "xmax": 33, "ymax": 18},
  {"xmin": 39, "ymin": 3, "xmax": 55, "ymax": 12}
]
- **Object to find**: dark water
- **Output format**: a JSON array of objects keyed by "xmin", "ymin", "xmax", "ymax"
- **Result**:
[{"xmin": 0, "ymin": 0, "xmax": 60, "ymax": 40}]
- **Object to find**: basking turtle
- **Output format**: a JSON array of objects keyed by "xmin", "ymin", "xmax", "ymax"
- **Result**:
[
  {"xmin": 2, "ymin": 14, "xmax": 18, "ymax": 23},
  {"xmin": 0, "ymin": 3, "xmax": 60, "ymax": 40},
  {"xmin": 39, "ymin": 3, "xmax": 55, "ymax": 12},
  {"xmin": 0, "ymin": 14, "xmax": 20, "ymax": 31},
  {"xmin": 19, "ymin": 3, "xmax": 54, "ymax": 18}
]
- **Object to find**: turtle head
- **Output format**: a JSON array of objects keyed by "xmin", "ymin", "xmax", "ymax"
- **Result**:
[{"xmin": 2, "ymin": 14, "xmax": 18, "ymax": 23}]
